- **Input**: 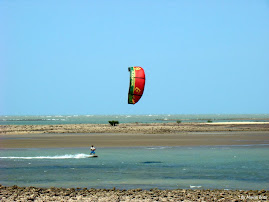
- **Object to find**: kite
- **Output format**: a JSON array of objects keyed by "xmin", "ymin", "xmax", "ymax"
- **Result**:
[{"xmin": 128, "ymin": 66, "xmax": 145, "ymax": 104}]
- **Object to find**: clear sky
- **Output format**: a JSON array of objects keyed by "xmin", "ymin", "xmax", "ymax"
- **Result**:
[{"xmin": 1, "ymin": 0, "xmax": 269, "ymax": 115}]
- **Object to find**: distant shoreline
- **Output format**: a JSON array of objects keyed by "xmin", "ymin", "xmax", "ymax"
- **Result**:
[
  {"xmin": 1, "ymin": 114, "xmax": 269, "ymax": 127},
  {"xmin": 1, "ymin": 122, "xmax": 269, "ymax": 135}
]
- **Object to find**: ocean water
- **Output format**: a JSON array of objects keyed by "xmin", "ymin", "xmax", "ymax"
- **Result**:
[
  {"xmin": 0, "ymin": 114, "xmax": 269, "ymax": 125},
  {"xmin": 1, "ymin": 146, "xmax": 269, "ymax": 190},
  {"xmin": 1, "ymin": 114, "xmax": 269, "ymax": 190}
]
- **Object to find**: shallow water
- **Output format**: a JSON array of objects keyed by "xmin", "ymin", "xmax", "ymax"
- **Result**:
[
  {"xmin": 0, "ymin": 146, "xmax": 269, "ymax": 190},
  {"xmin": 1, "ymin": 114, "xmax": 268, "ymax": 125}
]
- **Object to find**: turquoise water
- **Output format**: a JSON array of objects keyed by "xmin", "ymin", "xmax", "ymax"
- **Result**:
[
  {"xmin": 1, "ymin": 146, "xmax": 269, "ymax": 190},
  {"xmin": 0, "ymin": 114, "xmax": 269, "ymax": 125}
]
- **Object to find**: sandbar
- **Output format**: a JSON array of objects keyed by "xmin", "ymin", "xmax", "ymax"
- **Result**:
[{"xmin": 0, "ymin": 123, "xmax": 268, "ymax": 148}]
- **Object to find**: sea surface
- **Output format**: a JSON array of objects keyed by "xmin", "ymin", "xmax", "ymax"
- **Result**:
[
  {"xmin": 1, "ymin": 145, "xmax": 269, "ymax": 190},
  {"xmin": 1, "ymin": 114, "xmax": 269, "ymax": 190},
  {"xmin": 0, "ymin": 114, "xmax": 269, "ymax": 125}
]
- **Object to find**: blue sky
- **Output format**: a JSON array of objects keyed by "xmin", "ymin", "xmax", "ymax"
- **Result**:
[{"xmin": 1, "ymin": 0, "xmax": 269, "ymax": 115}]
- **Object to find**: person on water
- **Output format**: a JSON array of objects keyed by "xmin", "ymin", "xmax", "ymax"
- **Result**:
[{"xmin": 90, "ymin": 145, "xmax": 96, "ymax": 155}]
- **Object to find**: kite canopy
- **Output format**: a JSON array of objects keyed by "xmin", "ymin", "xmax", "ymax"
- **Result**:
[{"xmin": 128, "ymin": 66, "xmax": 145, "ymax": 104}]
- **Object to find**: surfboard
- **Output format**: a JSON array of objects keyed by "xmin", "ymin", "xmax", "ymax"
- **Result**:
[{"xmin": 88, "ymin": 155, "xmax": 98, "ymax": 158}]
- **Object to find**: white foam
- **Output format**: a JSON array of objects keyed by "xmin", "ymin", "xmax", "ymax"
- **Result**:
[
  {"xmin": 190, "ymin": 185, "xmax": 202, "ymax": 188},
  {"xmin": 206, "ymin": 122, "xmax": 269, "ymax": 124},
  {"xmin": 146, "ymin": 146, "xmax": 169, "ymax": 150},
  {"xmin": 0, "ymin": 153, "xmax": 90, "ymax": 160}
]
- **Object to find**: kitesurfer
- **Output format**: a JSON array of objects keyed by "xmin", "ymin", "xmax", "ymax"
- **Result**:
[{"xmin": 90, "ymin": 145, "xmax": 96, "ymax": 155}]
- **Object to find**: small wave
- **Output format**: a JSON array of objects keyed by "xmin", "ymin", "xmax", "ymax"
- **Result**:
[
  {"xmin": 0, "ymin": 153, "xmax": 90, "ymax": 160},
  {"xmin": 146, "ymin": 146, "xmax": 168, "ymax": 150},
  {"xmin": 190, "ymin": 185, "xmax": 202, "ymax": 188}
]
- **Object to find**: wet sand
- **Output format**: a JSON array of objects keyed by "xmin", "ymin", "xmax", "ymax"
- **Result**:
[
  {"xmin": 0, "ymin": 123, "xmax": 269, "ymax": 148},
  {"xmin": 1, "ymin": 131, "xmax": 269, "ymax": 148}
]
